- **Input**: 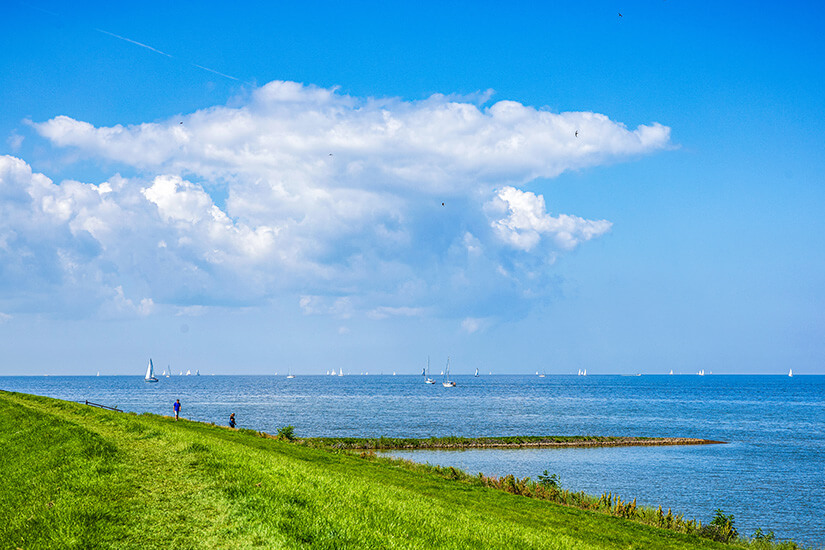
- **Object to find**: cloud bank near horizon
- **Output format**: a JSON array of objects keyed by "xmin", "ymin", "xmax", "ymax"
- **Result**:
[{"xmin": 1, "ymin": 81, "xmax": 670, "ymax": 324}]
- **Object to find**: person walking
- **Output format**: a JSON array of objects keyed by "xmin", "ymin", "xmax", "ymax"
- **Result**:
[
  {"xmin": 173, "ymin": 399, "xmax": 181, "ymax": 420},
  {"xmin": 229, "ymin": 413, "xmax": 236, "ymax": 428}
]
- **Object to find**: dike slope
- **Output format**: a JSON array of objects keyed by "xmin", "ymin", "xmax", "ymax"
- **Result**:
[{"xmin": 0, "ymin": 391, "xmax": 740, "ymax": 549}]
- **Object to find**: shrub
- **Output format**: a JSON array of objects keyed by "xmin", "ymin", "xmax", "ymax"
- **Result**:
[
  {"xmin": 537, "ymin": 470, "xmax": 560, "ymax": 490},
  {"xmin": 700, "ymin": 509, "xmax": 738, "ymax": 543},
  {"xmin": 276, "ymin": 425, "xmax": 296, "ymax": 441}
]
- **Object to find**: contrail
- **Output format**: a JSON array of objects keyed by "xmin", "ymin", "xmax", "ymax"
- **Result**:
[
  {"xmin": 22, "ymin": 2, "xmax": 248, "ymax": 84},
  {"xmin": 193, "ymin": 64, "xmax": 240, "ymax": 82},
  {"xmin": 95, "ymin": 29, "xmax": 173, "ymax": 58},
  {"xmin": 95, "ymin": 28, "xmax": 246, "ymax": 83}
]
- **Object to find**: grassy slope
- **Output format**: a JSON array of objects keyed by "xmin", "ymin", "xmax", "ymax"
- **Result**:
[{"xmin": 0, "ymin": 392, "xmax": 734, "ymax": 550}]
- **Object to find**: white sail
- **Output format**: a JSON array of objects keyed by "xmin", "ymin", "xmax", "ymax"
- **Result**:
[
  {"xmin": 144, "ymin": 359, "xmax": 158, "ymax": 382},
  {"xmin": 442, "ymin": 357, "xmax": 455, "ymax": 387},
  {"xmin": 186, "ymin": 369, "xmax": 191, "ymax": 376},
  {"xmin": 789, "ymin": 368, "xmax": 793, "ymax": 377}
]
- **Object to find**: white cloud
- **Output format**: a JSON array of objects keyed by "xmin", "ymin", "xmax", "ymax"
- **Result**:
[
  {"xmin": 489, "ymin": 186, "xmax": 613, "ymax": 252},
  {"xmin": 99, "ymin": 286, "xmax": 154, "ymax": 318},
  {"xmin": 367, "ymin": 306, "xmax": 426, "ymax": 320},
  {"xmin": 0, "ymin": 312, "xmax": 11, "ymax": 323},
  {"xmin": 6, "ymin": 131, "xmax": 23, "ymax": 152},
  {"xmin": 2, "ymin": 81, "xmax": 669, "ymax": 320},
  {"xmin": 461, "ymin": 317, "xmax": 487, "ymax": 334}
]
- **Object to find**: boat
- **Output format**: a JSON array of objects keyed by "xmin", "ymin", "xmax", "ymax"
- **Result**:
[
  {"xmin": 577, "ymin": 369, "xmax": 587, "ymax": 376},
  {"xmin": 195, "ymin": 370, "xmax": 200, "ymax": 376},
  {"xmin": 442, "ymin": 357, "xmax": 456, "ymax": 387},
  {"xmin": 697, "ymin": 369, "xmax": 705, "ymax": 376},
  {"xmin": 538, "ymin": 370, "xmax": 546, "ymax": 378},
  {"xmin": 338, "ymin": 368, "xmax": 344, "ymax": 377},
  {"xmin": 474, "ymin": 368, "xmax": 479, "ymax": 377},
  {"xmin": 186, "ymin": 369, "xmax": 192, "ymax": 376},
  {"xmin": 424, "ymin": 357, "xmax": 436, "ymax": 384},
  {"xmin": 144, "ymin": 359, "xmax": 159, "ymax": 383},
  {"xmin": 669, "ymin": 369, "xmax": 674, "ymax": 375},
  {"xmin": 286, "ymin": 368, "xmax": 295, "ymax": 379},
  {"xmin": 788, "ymin": 368, "xmax": 793, "ymax": 377}
]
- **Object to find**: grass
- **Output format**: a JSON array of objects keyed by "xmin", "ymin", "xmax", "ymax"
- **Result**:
[{"xmin": 0, "ymin": 391, "xmax": 806, "ymax": 549}]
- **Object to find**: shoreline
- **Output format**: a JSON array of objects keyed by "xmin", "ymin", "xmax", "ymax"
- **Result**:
[{"xmin": 300, "ymin": 435, "xmax": 727, "ymax": 450}]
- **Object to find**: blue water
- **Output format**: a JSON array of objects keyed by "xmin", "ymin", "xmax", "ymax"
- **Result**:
[{"xmin": 2, "ymin": 374, "xmax": 823, "ymax": 548}]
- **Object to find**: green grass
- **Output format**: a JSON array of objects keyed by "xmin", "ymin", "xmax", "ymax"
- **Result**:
[{"xmin": 0, "ymin": 391, "xmax": 802, "ymax": 549}]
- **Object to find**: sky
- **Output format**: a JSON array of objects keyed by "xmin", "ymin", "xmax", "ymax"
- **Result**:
[{"xmin": 1, "ymin": 1, "xmax": 823, "ymax": 376}]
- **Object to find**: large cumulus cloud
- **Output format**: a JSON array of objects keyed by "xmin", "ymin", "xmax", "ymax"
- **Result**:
[{"xmin": 2, "ymin": 81, "xmax": 670, "ymax": 321}]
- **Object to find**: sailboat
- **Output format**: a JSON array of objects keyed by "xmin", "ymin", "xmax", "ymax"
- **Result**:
[
  {"xmin": 144, "ymin": 359, "xmax": 159, "ymax": 383},
  {"xmin": 424, "ymin": 357, "xmax": 435, "ymax": 384},
  {"xmin": 338, "ymin": 368, "xmax": 344, "ymax": 377},
  {"xmin": 186, "ymin": 369, "xmax": 192, "ymax": 376},
  {"xmin": 474, "ymin": 367, "xmax": 479, "ymax": 377},
  {"xmin": 442, "ymin": 357, "xmax": 456, "ymax": 387},
  {"xmin": 788, "ymin": 368, "xmax": 793, "ymax": 377},
  {"xmin": 286, "ymin": 368, "xmax": 295, "ymax": 379},
  {"xmin": 538, "ymin": 370, "xmax": 546, "ymax": 378}
]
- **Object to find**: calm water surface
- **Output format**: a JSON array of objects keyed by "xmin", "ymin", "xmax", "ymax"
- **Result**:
[{"xmin": 2, "ymin": 374, "xmax": 822, "ymax": 547}]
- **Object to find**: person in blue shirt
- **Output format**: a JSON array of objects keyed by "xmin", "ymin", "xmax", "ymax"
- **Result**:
[
  {"xmin": 229, "ymin": 412, "xmax": 236, "ymax": 428},
  {"xmin": 173, "ymin": 399, "xmax": 181, "ymax": 420}
]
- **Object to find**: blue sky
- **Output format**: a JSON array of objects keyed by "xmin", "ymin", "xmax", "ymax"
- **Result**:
[{"xmin": 1, "ymin": 1, "xmax": 823, "ymax": 375}]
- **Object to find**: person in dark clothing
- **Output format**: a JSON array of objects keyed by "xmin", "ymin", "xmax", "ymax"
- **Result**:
[{"xmin": 229, "ymin": 413, "xmax": 236, "ymax": 428}]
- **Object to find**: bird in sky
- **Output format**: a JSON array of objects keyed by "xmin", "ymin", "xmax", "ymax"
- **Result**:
[
  {"xmin": 618, "ymin": 12, "xmax": 623, "ymax": 17},
  {"xmin": 575, "ymin": 130, "xmax": 579, "ymax": 137}
]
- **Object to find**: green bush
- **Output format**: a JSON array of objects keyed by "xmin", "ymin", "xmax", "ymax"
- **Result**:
[{"xmin": 277, "ymin": 425, "xmax": 296, "ymax": 441}]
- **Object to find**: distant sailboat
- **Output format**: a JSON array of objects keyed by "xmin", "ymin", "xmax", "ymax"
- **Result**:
[
  {"xmin": 195, "ymin": 369, "xmax": 200, "ymax": 376},
  {"xmin": 474, "ymin": 367, "xmax": 479, "ymax": 377},
  {"xmin": 331, "ymin": 369, "xmax": 337, "ymax": 376},
  {"xmin": 788, "ymin": 368, "xmax": 793, "ymax": 377},
  {"xmin": 338, "ymin": 368, "xmax": 344, "ymax": 377},
  {"xmin": 538, "ymin": 370, "xmax": 546, "ymax": 378},
  {"xmin": 186, "ymin": 369, "xmax": 192, "ymax": 376},
  {"xmin": 424, "ymin": 357, "xmax": 435, "ymax": 384},
  {"xmin": 442, "ymin": 357, "xmax": 456, "ymax": 387},
  {"xmin": 697, "ymin": 369, "xmax": 705, "ymax": 376},
  {"xmin": 669, "ymin": 369, "xmax": 674, "ymax": 375},
  {"xmin": 144, "ymin": 359, "xmax": 159, "ymax": 383},
  {"xmin": 286, "ymin": 367, "xmax": 295, "ymax": 379}
]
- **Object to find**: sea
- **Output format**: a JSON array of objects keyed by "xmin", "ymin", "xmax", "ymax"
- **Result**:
[{"xmin": 2, "ymin": 373, "xmax": 823, "ymax": 548}]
